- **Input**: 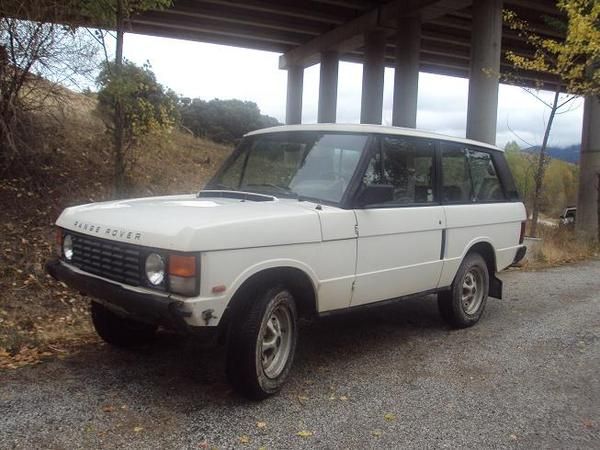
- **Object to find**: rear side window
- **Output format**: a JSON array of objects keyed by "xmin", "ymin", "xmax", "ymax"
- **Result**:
[
  {"xmin": 491, "ymin": 152, "xmax": 521, "ymax": 201},
  {"xmin": 441, "ymin": 144, "xmax": 506, "ymax": 203},
  {"xmin": 363, "ymin": 136, "xmax": 436, "ymax": 205},
  {"xmin": 468, "ymin": 149, "xmax": 505, "ymax": 201}
]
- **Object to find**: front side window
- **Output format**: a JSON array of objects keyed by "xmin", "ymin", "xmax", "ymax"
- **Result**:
[
  {"xmin": 441, "ymin": 143, "xmax": 506, "ymax": 203},
  {"xmin": 210, "ymin": 132, "xmax": 368, "ymax": 204},
  {"xmin": 362, "ymin": 136, "xmax": 436, "ymax": 205}
]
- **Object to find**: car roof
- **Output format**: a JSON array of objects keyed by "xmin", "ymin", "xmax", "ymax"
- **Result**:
[{"xmin": 245, "ymin": 123, "xmax": 503, "ymax": 152}]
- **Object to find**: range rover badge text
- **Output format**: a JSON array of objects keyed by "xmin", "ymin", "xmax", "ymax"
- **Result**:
[{"xmin": 73, "ymin": 221, "xmax": 142, "ymax": 240}]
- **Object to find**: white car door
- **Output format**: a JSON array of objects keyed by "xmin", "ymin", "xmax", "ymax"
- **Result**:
[
  {"xmin": 286, "ymin": 133, "xmax": 367, "ymax": 313},
  {"xmin": 351, "ymin": 135, "xmax": 445, "ymax": 307}
]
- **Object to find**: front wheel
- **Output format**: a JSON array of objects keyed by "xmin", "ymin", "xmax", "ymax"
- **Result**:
[
  {"xmin": 226, "ymin": 287, "xmax": 298, "ymax": 400},
  {"xmin": 438, "ymin": 252, "xmax": 489, "ymax": 328}
]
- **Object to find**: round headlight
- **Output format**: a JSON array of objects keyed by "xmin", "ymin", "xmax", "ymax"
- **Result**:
[
  {"xmin": 63, "ymin": 234, "xmax": 73, "ymax": 260},
  {"xmin": 145, "ymin": 253, "xmax": 165, "ymax": 286}
]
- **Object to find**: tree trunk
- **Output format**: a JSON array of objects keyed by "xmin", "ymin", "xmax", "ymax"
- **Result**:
[
  {"xmin": 114, "ymin": 0, "xmax": 125, "ymax": 196},
  {"xmin": 530, "ymin": 88, "xmax": 560, "ymax": 238}
]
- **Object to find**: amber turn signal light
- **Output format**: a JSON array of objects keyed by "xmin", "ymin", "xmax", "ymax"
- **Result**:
[{"xmin": 168, "ymin": 255, "xmax": 196, "ymax": 277}]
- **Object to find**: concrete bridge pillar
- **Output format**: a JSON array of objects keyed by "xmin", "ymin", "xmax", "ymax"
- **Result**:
[
  {"xmin": 576, "ymin": 95, "xmax": 600, "ymax": 238},
  {"xmin": 285, "ymin": 65, "xmax": 303, "ymax": 125},
  {"xmin": 318, "ymin": 51, "xmax": 339, "ymax": 123},
  {"xmin": 360, "ymin": 29, "xmax": 386, "ymax": 125},
  {"xmin": 392, "ymin": 17, "xmax": 421, "ymax": 128},
  {"xmin": 466, "ymin": 0, "xmax": 503, "ymax": 144}
]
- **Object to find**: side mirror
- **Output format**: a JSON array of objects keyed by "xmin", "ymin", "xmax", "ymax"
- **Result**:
[{"xmin": 355, "ymin": 184, "xmax": 394, "ymax": 207}]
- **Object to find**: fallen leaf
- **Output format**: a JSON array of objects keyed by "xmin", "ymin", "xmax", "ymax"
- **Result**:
[
  {"xmin": 372, "ymin": 429, "xmax": 383, "ymax": 438},
  {"xmin": 296, "ymin": 430, "xmax": 313, "ymax": 438},
  {"xmin": 384, "ymin": 413, "xmax": 396, "ymax": 422},
  {"xmin": 133, "ymin": 426, "xmax": 144, "ymax": 433},
  {"xmin": 256, "ymin": 421, "xmax": 267, "ymax": 429},
  {"xmin": 239, "ymin": 435, "xmax": 250, "ymax": 444}
]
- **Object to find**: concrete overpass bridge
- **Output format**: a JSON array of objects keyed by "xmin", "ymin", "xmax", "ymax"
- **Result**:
[
  {"xmin": 10, "ymin": 0, "xmax": 600, "ymax": 235},
  {"xmin": 128, "ymin": 0, "xmax": 564, "ymax": 142}
]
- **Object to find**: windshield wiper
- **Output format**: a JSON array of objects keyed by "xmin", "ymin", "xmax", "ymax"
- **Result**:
[{"xmin": 245, "ymin": 183, "xmax": 298, "ymax": 198}]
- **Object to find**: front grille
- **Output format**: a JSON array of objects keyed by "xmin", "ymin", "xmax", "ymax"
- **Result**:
[{"xmin": 69, "ymin": 233, "xmax": 142, "ymax": 286}]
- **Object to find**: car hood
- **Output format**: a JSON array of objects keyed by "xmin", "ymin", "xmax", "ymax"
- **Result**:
[{"xmin": 56, "ymin": 193, "xmax": 323, "ymax": 251}]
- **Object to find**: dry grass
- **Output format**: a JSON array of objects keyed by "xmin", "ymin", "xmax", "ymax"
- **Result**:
[
  {"xmin": 0, "ymin": 87, "xmax": 231, "ymax": 368},
  {"xmin": 524, "ymin": 224, "xmax": 599, "ymax": 269},
  {"xmin": 129, "ymin": 131, "xmax": 229, "ymax": 197}
]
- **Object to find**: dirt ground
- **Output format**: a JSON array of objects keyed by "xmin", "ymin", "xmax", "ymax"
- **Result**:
[{"xmin": 0, "ymin": 93, "xmax": 230, "ymax": 364}]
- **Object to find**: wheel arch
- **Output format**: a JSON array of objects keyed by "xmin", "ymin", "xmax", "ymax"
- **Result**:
[
  {"xmin": 218, "ymin": 265, "xmax": 318, "ymax": 341},
  {"xmin": 464, "ymin": 240, "xmax": 503, "ymax": 299}
]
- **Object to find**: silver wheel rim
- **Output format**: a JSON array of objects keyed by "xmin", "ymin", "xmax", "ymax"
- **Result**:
[
  {"xmin": 260, "ymin": 302, "xmax": 293, "ymax": 379},
  {"xmin": 462, "ymin": 268, "xmax": 484, "ymax": 315}
]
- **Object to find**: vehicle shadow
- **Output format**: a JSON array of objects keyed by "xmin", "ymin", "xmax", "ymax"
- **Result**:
[{"xmin": 53, "ymin": 294, "xmax": 447, "ymax": 406}]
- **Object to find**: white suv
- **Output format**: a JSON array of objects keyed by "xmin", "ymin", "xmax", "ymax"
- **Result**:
[{"xmin": 47, "ymin": 124, "xmax": 527, "ymax": 399}]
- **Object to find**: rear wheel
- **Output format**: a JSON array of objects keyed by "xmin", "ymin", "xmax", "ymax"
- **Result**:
[
  {"xmin": 91, "ymin": 301, "xmax": 157, "ymax": 347},
  {"xmin": 438, "ymin": 252, "xmax": 489, "ymax": 328},
  {"xmin": 226, "ymin": 286, "xmax": 298, "ymax": 400}
]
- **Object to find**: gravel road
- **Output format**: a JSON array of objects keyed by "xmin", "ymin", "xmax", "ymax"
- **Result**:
[{"xmin": 1, "ymin": 260, "xmax": 599, "ymax": 449}]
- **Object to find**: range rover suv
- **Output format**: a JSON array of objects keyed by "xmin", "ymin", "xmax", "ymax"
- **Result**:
[{"xmin": 47, "ymin": 124, "xmax": 527, "ymax": 399}]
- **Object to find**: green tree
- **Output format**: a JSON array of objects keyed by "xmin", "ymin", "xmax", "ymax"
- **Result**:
[
  {"xmin": 96, "ymin": 60, "xmax": 178, "ymax": 183},
  {"xmin": 505, "ymin": 140, "xmax": 581, "ymax": 218},
  {"xmin": 179, "ymin": 98, "xmax": 280, "ymax": 144},
  {"xmin": 81, "ymin": 0, "xmax": 172, "ymax": 194},
  {"xmin": 504, "ymin": 142, "xmax": 535, "ymax": 207},
  {"xmin": 504, "ymin": 0, "xmax": 600, "ymax": 237},
  {"xmin": 543, "ymin": 159, "xmax": 579, "ymax": 215},
  {"xmin": 504, "ymin": 140, "xmax": 521, "ymax": 154}
]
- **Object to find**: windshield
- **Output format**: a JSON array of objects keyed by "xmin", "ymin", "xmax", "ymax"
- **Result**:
[{"xmin": 209, "ymin": 131, "xmax": 369, "ymax": 203}]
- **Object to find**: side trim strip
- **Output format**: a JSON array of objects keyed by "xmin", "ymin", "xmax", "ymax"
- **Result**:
[{"xmin": 440, "ymin": 228, "xmax": 447, "ymax": 260}]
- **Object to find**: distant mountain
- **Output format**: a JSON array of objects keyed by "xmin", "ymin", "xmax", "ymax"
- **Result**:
[{"xmin": 523, "ymin": 144, "xmax": 581, "ymax": 164}]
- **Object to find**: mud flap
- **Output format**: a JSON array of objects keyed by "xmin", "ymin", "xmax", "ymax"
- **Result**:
[{"xmin": 489, "ymin": 275, "xmax": 503, "ymax": 299}]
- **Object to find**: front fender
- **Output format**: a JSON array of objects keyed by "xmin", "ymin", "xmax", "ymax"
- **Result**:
[{"xmin": 225, "ymin": 258, "xmax": 320, "ymax": 306}]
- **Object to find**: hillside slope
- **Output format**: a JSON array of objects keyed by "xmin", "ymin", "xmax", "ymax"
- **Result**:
[
  {"xmin": 0, "ymin": 88, "xmax": 231, "ymax": 366},
  {"xmin": 505, "ymin": 149, "xmax": 579, "ymax": 216}
]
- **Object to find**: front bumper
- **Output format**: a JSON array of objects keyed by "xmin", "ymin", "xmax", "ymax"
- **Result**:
[{"xmin": 46, "ymin": 259, "xmax": 194, "ymax": 332}]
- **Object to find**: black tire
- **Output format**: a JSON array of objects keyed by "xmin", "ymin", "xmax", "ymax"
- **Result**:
[
  {"xmin": 438, "ymin": 252, "xmax": 489, "ymax": 328},
  {"xmin": 226, "ymin": 286, "xmax": 298, "ymax": 400},
  {"xmin": 91, "ymin": 301, "xmax": 157, "ymax": 347}
]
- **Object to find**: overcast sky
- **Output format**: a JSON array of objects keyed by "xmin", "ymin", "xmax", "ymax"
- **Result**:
[{"xmin": 119, "ymin": 33, "xmax": 584, "ymax": 149}]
